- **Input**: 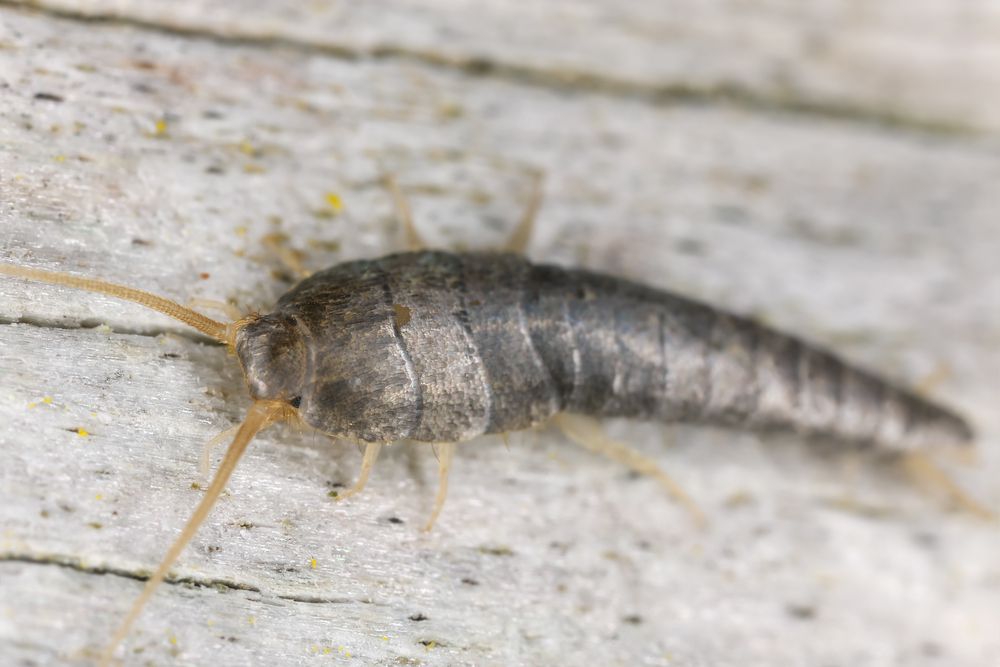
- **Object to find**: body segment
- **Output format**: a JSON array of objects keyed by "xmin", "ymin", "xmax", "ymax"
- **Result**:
[{"xmin": 237, "ymin": 250, "xmax": 972, "ymax": 451}]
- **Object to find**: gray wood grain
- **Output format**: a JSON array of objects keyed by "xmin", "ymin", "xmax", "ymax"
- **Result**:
[
  {"xmin": 7, "ymin": 0, "xmax": 1000, "ymax": 134},
  {"xmin": 1, "ymin": 5, "xmax": 999, "ymax": 667}
]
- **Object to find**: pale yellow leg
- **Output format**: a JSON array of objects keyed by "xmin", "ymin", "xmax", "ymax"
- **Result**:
[
  {"xmin": 199, "ymin": 424, "xmax": 241, "ymax": 477},
  {"xmin": 552, "ymin": 413, "xmax": 706, "ymax": 527},
  {"xmin": 384, "ymin": 174, "xmax": 426, "ymax": 251},
  {"xmin": 505, "ymin": 171, "xmax": 544, "ymax": 254},
  {"xmin": 424, "ymin": 442, "xmax": 456, "ymax": 531},
  {"xmin": 336, "ymin": 442, "xmax": 383, "ymax": 501},
  {"xmin": 902, "ymin": 451, "xmax": 994, "ymax": 520},
  {"xmin": 914, "ymin": 361, "xmax": 951, "ymax": 397},
  {"xmin": 261, "ymin": 233, "xmax": 313, "ymax": 279},
  {"xmin": 814, "ymin": 453, "xmax": 900, "ymax": 519}
]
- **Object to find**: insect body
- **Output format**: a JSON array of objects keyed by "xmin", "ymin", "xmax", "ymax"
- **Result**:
[
  {"xmin": 243, "ymin": 249, "xmax": 972, "ymax": 451},
  {"xmin": 0, "ymin": 239, "xmax": 979, "ymax": 664}
]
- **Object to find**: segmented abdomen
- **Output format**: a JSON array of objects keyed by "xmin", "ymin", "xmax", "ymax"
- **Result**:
[
  {"xmin": 284, "ymin": 251, "xmax": 972, "ymax": 450},
  {"xmin": 523, "ymin": 261, "xmax": 972, "ymax": 451}
]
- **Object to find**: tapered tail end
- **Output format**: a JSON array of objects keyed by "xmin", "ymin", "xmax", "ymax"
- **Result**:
[{"xmin": 893, "ymin": 398, "xmax": 976, "ymax": 455}]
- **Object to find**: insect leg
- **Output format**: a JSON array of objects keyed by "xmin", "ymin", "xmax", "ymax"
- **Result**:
[
  {"xmin": 424, "ymin": 442, "xmax": 456, "ymax": 531},
  {"xmin": 504, "ymin": 171, "xmax": 544, "ymax": 254},
  {"xmin": 336, "ymin": 442, "xmax": 383, "ymax": 501},
  {"xmin": 914, "ymin": 361, "xmax": 952, "ymax": 396},
  {"xmin": 261, "ymin": 233, "xmax": 313, "ymax": 279},
  {"xmin": 199, "ymin": 424, "xmax": 241, "ymax": 477},
  {"xmin": 901, "ymin": 451, "xmax": 994, "ymax": 520},
  {"xmin": 384, "ymin": 174, "xmax": 427, "ymax": 251},
  {"xmin": 552, "ymin": 413, "xmax": 706, "ymax": 527}
]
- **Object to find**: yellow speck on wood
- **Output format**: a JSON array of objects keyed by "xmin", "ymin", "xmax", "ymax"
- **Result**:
[
  {"xmin": 310, "ymin": 558, "xmax": 317, "ymax": 569},
  {"xmin": 168, "ymin": 634, "xmax": 178, "ymax": 646},
  {"xmin": 43, "ymin": 396, "xmax": 53, "ymax": 405},
  {"xmin": 381, "ymin": 636, "xmax": 389, "ymax": 642},
  {"xmin": 438, "ymin": 101, "xmax": 464, "ymax": 119},
  {"xmin": 238, "ymin": 140, "xmax": 255, "ymax": 155},
  {"xmin": 324, "ymin": 192, "xmax": 344, "ymax": 212},
  {"xmin": 76, "ymin": 427, "xmax": 89, "ymax": 437},
  {"xmin": 234, "ymin": 226, "xmax": 248, "ymax": 237},
  {"xmin": 154, "ymin": 118, "xmax": 169, "ymax": 137},
  {"xmin": 94, "ymin": 494, "xmax": 103, "ymax": 501},
  {"xmin": 424, "ymin": 640, "xmax": 437, "ymax": 651},
  {"xmin": 53, "ymin": 155, "xmax": 66, "ymax": 163},
  {"xmin": 27, "ymin": 402, "xmax": 37, "ymax": 409},
  {"xmin": 247, "ymin": 616, "xmax": 256, "ymax": 626}
]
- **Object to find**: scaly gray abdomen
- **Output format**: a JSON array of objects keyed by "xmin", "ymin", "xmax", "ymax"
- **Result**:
[
  {"xmin": 281, "ymin": 251, "xmax": 971, "ymax": 450},
  {"xmin": 524, "ymin": 263, "xmax": 971, "ymax": 451}
]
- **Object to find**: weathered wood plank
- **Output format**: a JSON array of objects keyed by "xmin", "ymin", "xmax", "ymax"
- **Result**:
[
  {"xmin": 8, "ymin": 0, "xmax": 1000, "ymax": 133},
  {"xmin": 1, "ymin": 5, "xmax": 999, "ymax": 667}
]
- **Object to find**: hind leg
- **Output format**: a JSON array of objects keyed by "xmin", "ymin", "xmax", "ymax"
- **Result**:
[
  {"xmin": 901, "ymin": 451, "xmax": 994, "ymax": 520},
  {"xmin": 553, "ymin": 413, "xmax": 705, "ymax": 526}
]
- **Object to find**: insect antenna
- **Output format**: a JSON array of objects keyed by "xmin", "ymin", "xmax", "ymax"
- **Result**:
[
  {"xmin": 0, "ymin": 263, "xmax": 231, "ymax": 343},
  {"xmin": 98, "ymin": 399, "xmax": 289, "ymax": 666}
]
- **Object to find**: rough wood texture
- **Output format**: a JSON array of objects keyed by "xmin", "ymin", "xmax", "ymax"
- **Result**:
[
  {"xmin": 1, "ymin": 4, "xmax": 999, "ymax": 666},
  {"xmin": 8, "ymin": 0, "xmax": 1000, "ymax": 134}
]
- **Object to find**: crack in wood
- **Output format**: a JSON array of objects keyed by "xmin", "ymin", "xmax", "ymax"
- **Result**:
[
  {"xmin": 0, "ymin": 315, "xmax": 223, "ymax": 346},
  {"xmin": 0, "ymin": 1, "xmax": 977, "ymax": 138},
  {"xmin": 0, "ymin": 552, "xmax": 370, "ymax": 605}
]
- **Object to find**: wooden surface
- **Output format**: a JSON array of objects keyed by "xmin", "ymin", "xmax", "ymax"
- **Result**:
[
  {"xmin": 8, "ymin": 0, "xmax": 1000, "ymax": 134},
  {"xmin": 1, "ymin": 3, "xmax": 1000, "ymax": 666}
]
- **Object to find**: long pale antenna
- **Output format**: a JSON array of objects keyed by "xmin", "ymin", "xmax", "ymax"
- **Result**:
[
  {"xmin": 0, "ymin": 262, "xmax": 229, "ymax": 343},
  {"xmin": 98, "ymin": 400, "xmax": 288, "ymax": 666}
]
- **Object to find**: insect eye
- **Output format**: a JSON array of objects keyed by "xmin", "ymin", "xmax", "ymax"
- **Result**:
[{"xmin": 289, "ymin": 396, "xmax": 302, "ymax": 409}]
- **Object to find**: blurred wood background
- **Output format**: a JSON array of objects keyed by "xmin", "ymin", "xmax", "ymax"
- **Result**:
[{"xmin": 1, "ymin": 2, "xmax": 999, "ymax": 665}]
